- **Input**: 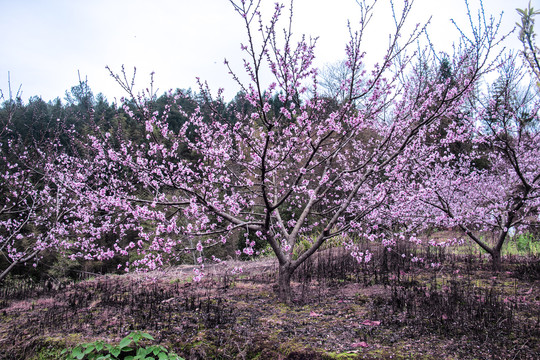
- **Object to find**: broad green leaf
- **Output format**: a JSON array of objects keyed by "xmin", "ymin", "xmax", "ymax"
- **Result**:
[
  {"xmin": 83, "ymin": 345, "xmax": 95, "ymax": 354},
  {"xmin": 72, "ymin": 347, "xmax": 84, "ymax": 360},
  {"xmin": 136, "ymin": 347, "xmax": 151, "ymax": 357},
  {"xmin": 153, "ymin": 346, "xmax": 165, "ymax": 355},
  {"xmin": 110, "ymin": 347, "xmax": 121, "ymax": 357},
  {"xmin": 140, "ymin": 332, "xmax": 154, "ymax": 341},
  {"xmin": 119, "ymin": 336, "xmax": 133, "ymax": 349}
]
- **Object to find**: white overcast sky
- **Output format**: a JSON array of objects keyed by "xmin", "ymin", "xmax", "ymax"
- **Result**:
[{"xmin": 0, "ymin": 0, "xmax": 529, "ymax": 103}]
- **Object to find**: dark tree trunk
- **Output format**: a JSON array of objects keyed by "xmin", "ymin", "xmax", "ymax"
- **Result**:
[
  {"xmin": 277, "ymin": 264, "xmax": 293, "ymax": 303},
  {"xmin": 490, "ymin": 249, "xmax": 501, "ymax": 271},
  {"xmin": 460, "ymin": 227, "xmax": 504, "ymax": 272}
]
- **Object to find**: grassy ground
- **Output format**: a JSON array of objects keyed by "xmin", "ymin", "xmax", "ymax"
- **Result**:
[
  {"xmin": 0, "ymin": 244, "xmax": 539, "ymax": 359},
  {"xmin": 424, "ymin": 231, "xmax": 540, "ymax": 258}
]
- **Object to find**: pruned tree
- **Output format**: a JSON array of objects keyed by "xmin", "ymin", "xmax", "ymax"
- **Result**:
[
  {"xmin": 15, "ymin": 0, "xmax": 501, "ymax": 301},
  {"xmin": 393, "ymin": 54, "xmax": 540, "ymax": 269},
  {"xmin": 0, "ymin": 82, "xmax": 138, "ymax": 282}
]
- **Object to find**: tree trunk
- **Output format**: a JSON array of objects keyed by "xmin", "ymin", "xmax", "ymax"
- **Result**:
[
  {"xmin": 277, "ymin": 264, "xmax": 293, "ymax": 303},
  {"xmin": 460, "ymin": 227, "xmax": 504, "ymax": 271},
  {"xmin": 490, "ymin": 249, "xmax": 501, "ymax": 271}
]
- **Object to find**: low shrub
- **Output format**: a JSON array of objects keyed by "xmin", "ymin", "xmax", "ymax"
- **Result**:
[{"xmin": 61, "ymin": 331, "xmax": 183, "ymax": 360}]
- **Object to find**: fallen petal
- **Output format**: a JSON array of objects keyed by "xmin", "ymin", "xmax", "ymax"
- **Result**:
[{"xmin": 352, "ymin": 341, "xmax": 369, "ymax": 348}]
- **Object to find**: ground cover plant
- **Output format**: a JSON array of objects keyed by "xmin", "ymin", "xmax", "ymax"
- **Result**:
[{"xmin": 62, "ymin": 331, "xmax": 182, "ymax": 360}]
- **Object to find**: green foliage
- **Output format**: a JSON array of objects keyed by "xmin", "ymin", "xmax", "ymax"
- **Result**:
[
  {"xmin": 48, "ymin": 256, "xmax": 83, "ymax": 281},
  {"xmin": 292, "ymin": 237, "xmax": 312, "ymax": 260},
  {"xmin": 513, "ymin": 233, "xmax": 540, "ymax": 254},
  {"xmin": 30, "ymin": 346, "xmax": 66, "ymax": 360},
  {"xmin": 61, "ymin": 331, "xmax": 183, "ymax": 360},
  {"xmin": 499, "ymin": 232, "xmax": 540, "ymax": 256},
  {"xmin": 516, "ymin": 1, "xmax": 540, "ymax": 86},
  {"xmin": 516, "ymin": 2, "xmax": 540, "ymax": 43}
]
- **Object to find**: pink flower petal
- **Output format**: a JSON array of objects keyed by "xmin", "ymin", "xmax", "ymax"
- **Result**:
[
  {"xmin": 352, "ymin": 341, "xmax": 369, "ymax": 348},
  {"xmin": 361, "ymin": 319, "xmax": 381, "ymax": 326}
]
